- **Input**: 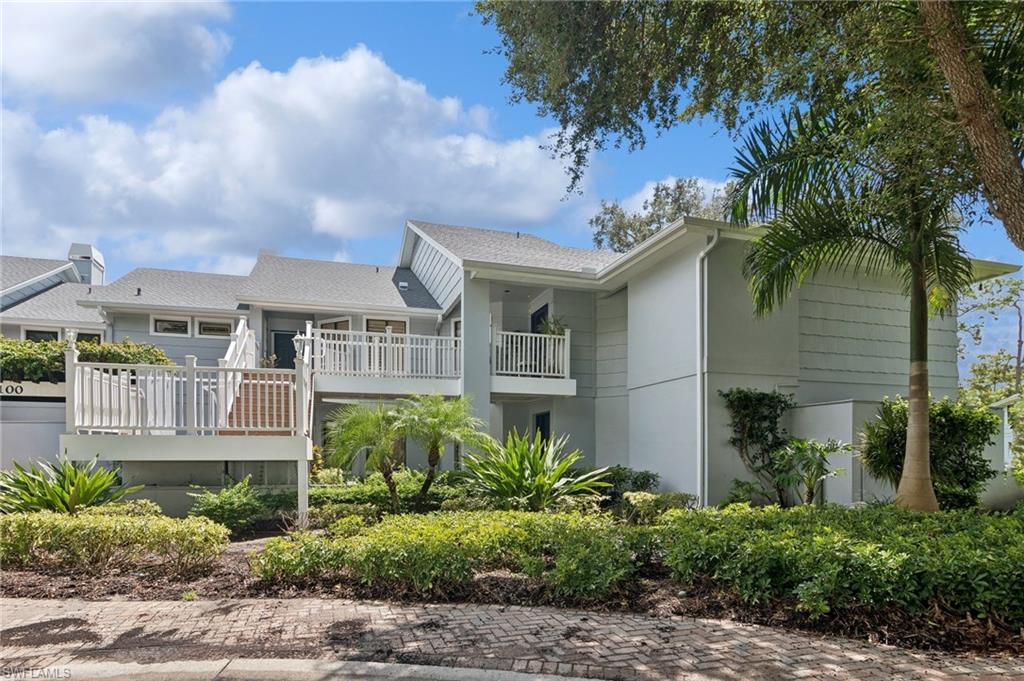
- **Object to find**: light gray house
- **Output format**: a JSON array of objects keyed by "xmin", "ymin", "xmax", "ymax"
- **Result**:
[{"xmin": 1, "ymin": 218, "xmax": 1018, "ymax": 513}]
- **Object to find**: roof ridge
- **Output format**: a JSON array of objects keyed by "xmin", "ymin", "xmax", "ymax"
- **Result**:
[{"xmin": 258, "ymin": 252, "xmax": 403, "ymax": 270}]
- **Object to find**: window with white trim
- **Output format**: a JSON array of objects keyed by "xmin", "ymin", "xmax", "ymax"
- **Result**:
[
  {"xmin": 151, "ymin": 316, "xmax": 190, "ymax": 336},
  {"xmin": 24, "ymin": 329, "xmax": 59, "ymax": 342},
  {"xmin": 320, "ymin": 317, "xmax": 350, "ymax": 331},
  {"xmin": 196, "ymin": 319, "xmax": 232, "ymax": 337},
  {"xmin": 365, "ymin": 318, "xmax": 407, "ymax": 334},
  {"xmin": 77, "ymin": 332, "xmax": 103, "ymax": 344}
]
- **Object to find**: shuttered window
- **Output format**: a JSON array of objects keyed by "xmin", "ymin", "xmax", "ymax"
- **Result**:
[
  {"xmin": 366, "ymin": 319, "xmax": 407, "ymax": 334},
  {"xmin": 321, "ymin": 319, "xmax": 350, "ymax": 331}
]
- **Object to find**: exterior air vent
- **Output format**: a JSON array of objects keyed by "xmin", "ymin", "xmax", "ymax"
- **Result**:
[{"xmin": 398, "ymin": 281, "xmax": 409, "ymax": 291}]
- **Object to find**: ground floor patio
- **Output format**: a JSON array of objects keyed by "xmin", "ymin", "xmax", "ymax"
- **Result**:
[{"xmin": 2, "ymin": 597, "xmax": 1021, "ymax": 681}]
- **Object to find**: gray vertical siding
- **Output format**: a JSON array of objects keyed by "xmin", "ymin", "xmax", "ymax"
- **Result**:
[
  {"xmin": 595, "ymin": 289, "xmax": 628, "ymax": 468},
  {"xmin": 410, "ymin": 238, "xmax": 462, "ymax": 311}
]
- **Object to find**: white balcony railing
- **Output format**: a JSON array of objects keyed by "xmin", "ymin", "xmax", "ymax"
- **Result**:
[
  {"xmin": 491, "ymin": 329, "xmax": 571, "ymax": 379},
  {"xmin": 312, "ymin": 328, "xmax": 461, "ymax": 379},
  {"xmin": 64, "ymin": 330, "xmax": 308, "ymax": 436}
]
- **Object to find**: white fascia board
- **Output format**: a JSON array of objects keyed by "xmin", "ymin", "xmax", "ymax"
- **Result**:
[
  {"xmin": 970, "ymin": 258, "xmax": 1020, "ymax": 283},
  {"xmin": 0, "ymin": 262, "xmax": 80, "ymax": 297},
  {"xmin": 75, "ymin": 301, "xmax": 246, "ymax": 316},
  {"xmin": 0, "ymin": 316, "xmax": 105, "ymax": 330},
  {"xmin": 404, "ymin": 221, "xmax": 464, "ymax": 268},
  {"xmin": 235, "ymin": 296, "xmax": 442, "ymax": 317}
]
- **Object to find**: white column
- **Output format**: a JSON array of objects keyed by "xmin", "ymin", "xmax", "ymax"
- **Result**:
[
  {"xmin": 297, "ymin": 442, "xmax": 309, "ymax": 524},
  {"xmin": 294, "ymin": 342, "xmax": 307, "ymax": 437},
  {"xmin": 64, "ymin": 329, "xmax": 79, "ymax": 433},
  {"xmin": 461, "ymin": 272, "xmax": 491, "ymax": 430}
]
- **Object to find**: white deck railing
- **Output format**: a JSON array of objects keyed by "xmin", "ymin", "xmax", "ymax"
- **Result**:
[
  {"xmin": 65, "ymin": 331, "xmax": 302, "ymax": 436},
  {"xmin": 312, "ymin": 328, "xmax": 461, "ymax": 379},
  {"xmin": 218, "ymin": 316, "xmax": 257, "ymax": 420},
  {"xmin": 491, "ymin": 329, "xmax": 571, "ymax": 379}
]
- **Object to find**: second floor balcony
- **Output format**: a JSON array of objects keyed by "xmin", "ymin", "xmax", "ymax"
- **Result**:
[{"xmin": 309, "ymin": 327, "xmax": 575, "ymax": 397}]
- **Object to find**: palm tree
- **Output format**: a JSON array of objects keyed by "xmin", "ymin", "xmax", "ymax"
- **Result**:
[
  {"xmin": 729, "ymin": 107, "xmax": 974, "ymax": 512},
  {"xmin": 393, "ymin": 394, "xmax": 485, "ymax": 508},
  {"xmin": 324, "ymin": 403, "xmax": 403, "ymax": 513}
]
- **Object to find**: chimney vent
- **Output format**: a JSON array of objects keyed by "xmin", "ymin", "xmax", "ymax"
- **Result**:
[
  {"xmin": 136, "ymin": 287, "xmax": 142, "ymax": 296},
  {"xmin": 516, "ymin": 231, "xmax": 521, "ymax": 238}
]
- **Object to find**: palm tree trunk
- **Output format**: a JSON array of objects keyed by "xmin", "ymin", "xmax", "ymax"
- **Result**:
[
  {"xmin": 379, "ymin": 464, "xmax": 400, "ymax": 514},
  {"xmin": 894, "ymin": 259, "xmax": 940, "ymax": 512},
  {"xmin": 415, "ymin": 444, "xmax": 442, "ymax": 509}
]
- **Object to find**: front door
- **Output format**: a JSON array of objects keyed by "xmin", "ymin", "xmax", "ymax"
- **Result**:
[
  {"xmin": 533, "ymin": 411, "xmax": 551, "ymax": 443},
  {"xmin": 272, "ymin": 331, "xmax": 297, "ymax": 369}
]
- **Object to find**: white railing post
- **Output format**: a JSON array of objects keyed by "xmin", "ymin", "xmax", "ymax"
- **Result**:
[
  {"xmin": 293, "ymin": 338, "xmax": 308, "ymax": 437},
  {"xmin": 385, "ymin": 326, "xmax": 393, "ymax": 376},
  {"xmin": 64, "ymin": 329, "xmax": 79, "ymax": 433},
  {"xmin": 562, "ymin": 328, "xmax": 572, "ymax": 379},
  {"xmin": 217, "ymin": 357, "xmax": 228, "ymax": 428},
  {"xmin": 185, "ymin": 355, "xmax": 197, "ymax": 432}
]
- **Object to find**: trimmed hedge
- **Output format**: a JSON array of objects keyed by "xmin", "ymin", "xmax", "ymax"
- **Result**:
[
  {"xmin": 254, "ymin": 511, "xmax": 637, "ymax": 600},
  {"xmin": 0, "ymin": 337, "xmax": 173, "ymax": 383},
  {"xmin": 661, "ymin": 504, "xmax": 1024, "ymax": 626},
  {"xmin": 0, "ymin": 511, "xmax": 229, "ymax": 575}
]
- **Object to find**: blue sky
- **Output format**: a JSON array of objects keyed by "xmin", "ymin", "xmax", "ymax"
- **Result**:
[{"xmin": 1, "ymin": 1, "xmax": 1018, "ymax": 375}]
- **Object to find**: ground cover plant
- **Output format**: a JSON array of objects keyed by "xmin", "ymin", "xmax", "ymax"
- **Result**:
[{"xmin": 0, "ymin": 509, "xmax": 229, "ymax": 576}]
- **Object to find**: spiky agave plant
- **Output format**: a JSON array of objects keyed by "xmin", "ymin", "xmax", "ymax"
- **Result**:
[
  {"xmin": 463, "ymin": 429, "xmax": 609, "ymax": 511},
  {"xmin": 0, "ymin": 456, "xmax": 144, "ymax": 514}
]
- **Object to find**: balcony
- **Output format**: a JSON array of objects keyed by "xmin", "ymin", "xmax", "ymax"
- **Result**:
[
  {"xmin": 490, "ymin": 329, "xmax": 576, "ymax": 396},
  {"xmin": 311, "ymin": 328, "xmax": 462, "ymax": 396},
  {"xmin": 309, "ymin": 327, "xmax": 575, "ymax": 397}
]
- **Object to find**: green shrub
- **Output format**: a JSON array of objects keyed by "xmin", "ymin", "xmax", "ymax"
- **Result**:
[
  {"xmin": 622, "ymin": 491, "xmax": 698, "ymax": 524},
  {"xmin": 0, "ymin": 511, "xmax": 229, "ymax": 575},
  {"xmin": 439, "ymin": 496, "xmax": 498, "ymax": 512},
  {"xmin": 79, "ymin": 499, "xmax": 163, "ymax": 517},
  {"xmin": 327, "ymin": 515, "xmax": 367, "ymax": 537},
  {"xmin": 256, "ymin": 511, "xmax": 636, "ymax": 601},
  {"xmin": 463, "ymin": 430, "xmax": 609, "ymax": 511},
  {"xmin": 861, "ymin": 397, "xmax": 1000, "ymax": 509},
  {"xmin": 0, "ymin": 337, "xmax": 172, "ymax": 383},
  {"xmin": 252, "ymin": 531, "xmax": 347, "ymax": 580},
  {"xmin": 1012, "ymin": 450, "xmax": 1024, "ymax": 490},
  {"xmin": 310, "ymin": 469, "xmax": 472, "ymax": 514},
  {"xmin": 0, "ymin": 457, "xmax": 144, "ymax": 514},
  {"xmin": 307, "ymin": 502, "xmax": 379, "ymax": 529},
  {"xmin": 661, "ymin": 505, "xmax": 1024, "ymax": 625},
  {"xmin": 188, "ymin": 476, "xmax": 268, "ymax": 533},
  {"xmin": 599, "ymin": 466, "xmax": 660, "ymax": 505}
]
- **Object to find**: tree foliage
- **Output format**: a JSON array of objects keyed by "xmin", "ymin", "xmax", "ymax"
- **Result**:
[
  {"xmin": 590, "ymin": 177, "xmax": 733, "ymax": 252},
  {"xmin": 324, "ymin": 404, "xmax": 405, "ymax": 513},
  {"xmin": 477, "ymin": 1, "xmax": 1023, "ymax": 240},
  {"xmin": 719, "ymin": 388, "xmax": 795, "ymax": 506}
]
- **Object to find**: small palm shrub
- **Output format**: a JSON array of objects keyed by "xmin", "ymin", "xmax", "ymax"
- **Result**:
[
  {"xmin": 861, "ymin": 397, "xmax": 999, "ymax": 509},
  {"xmin": 188, "ymin": 475, "xmax": 268, "ymax": 534},
  {"xmin": 0, "ymin": 457, "xmax": 143, "ymax": 514},
  {"xmin": 0, "ymin": 511, "xmax": 229, "ymax": 575},
  {"xmin": 309, "ymin": 469, "xmax": 473, "ymax": 515},
  {"xmin": 463, "ymin": 430, "xmax": 609, "ymax": 511}
]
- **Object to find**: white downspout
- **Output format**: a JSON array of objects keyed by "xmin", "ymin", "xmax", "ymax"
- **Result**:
[{"xmin": 696, "ymin": 229, "xmax": 721, "ymax": 507}]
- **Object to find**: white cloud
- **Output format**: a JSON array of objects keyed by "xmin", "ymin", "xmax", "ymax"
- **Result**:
[
  {"xmin": 2, "ymin": 46, "xmax": 582, "ymax": 267},
  {"xmin": 1, "ymin": 2, "xmax": 231, "ymax": 102},
  {"xmin": 621, "ymin": 176, "xmax": 727, "ymax": 215}
]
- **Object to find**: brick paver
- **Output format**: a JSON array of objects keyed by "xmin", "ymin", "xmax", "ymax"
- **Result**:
[{"xmin": 1, "ymin": 598, "xmax": 1022, "ymax": 680}]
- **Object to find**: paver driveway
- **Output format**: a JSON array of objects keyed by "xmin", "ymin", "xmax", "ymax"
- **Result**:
[{"xmin": 1, "ymin": 598, "xmax": 1022, "ymax": 680}]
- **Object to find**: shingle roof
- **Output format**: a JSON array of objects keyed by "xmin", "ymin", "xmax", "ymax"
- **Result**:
[
  {"xmin": 83, "ymin": 268, "xmax": 246, "ymax": 313},
  {"xmin": 239, "ymin": 253, "xmax": 439, "ymax": 310},
  {"xmin": 0, "ymin": 256, "xmax": 74, "ymax": 291},
  {"xmin": 0, "ymin": 283, "xmax": 105, "ymax": 325},
  {"xmin": 408, "ymin": 220, "xmax": 619, "ymax": 273}
]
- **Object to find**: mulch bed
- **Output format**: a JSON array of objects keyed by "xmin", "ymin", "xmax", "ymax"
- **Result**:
[{"xmin": 2, "ymin": 542, "xmax": 1021, "ymax": 657}]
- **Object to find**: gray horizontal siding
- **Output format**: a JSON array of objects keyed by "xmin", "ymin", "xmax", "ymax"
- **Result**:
[
  {"xmin": 410, "ymin": 239, "xmax": 461, "ymax": 311},
  {"xmin": 595, "ymin": 290, "xmax": 628, "ymax": 399},
  {"xmin": 112, "ymin": 313, "xmax": 230, "ymax": 366},
  {"xmin": 797, "ymin": 274, "xmax": 958, "ymax": 393}
]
